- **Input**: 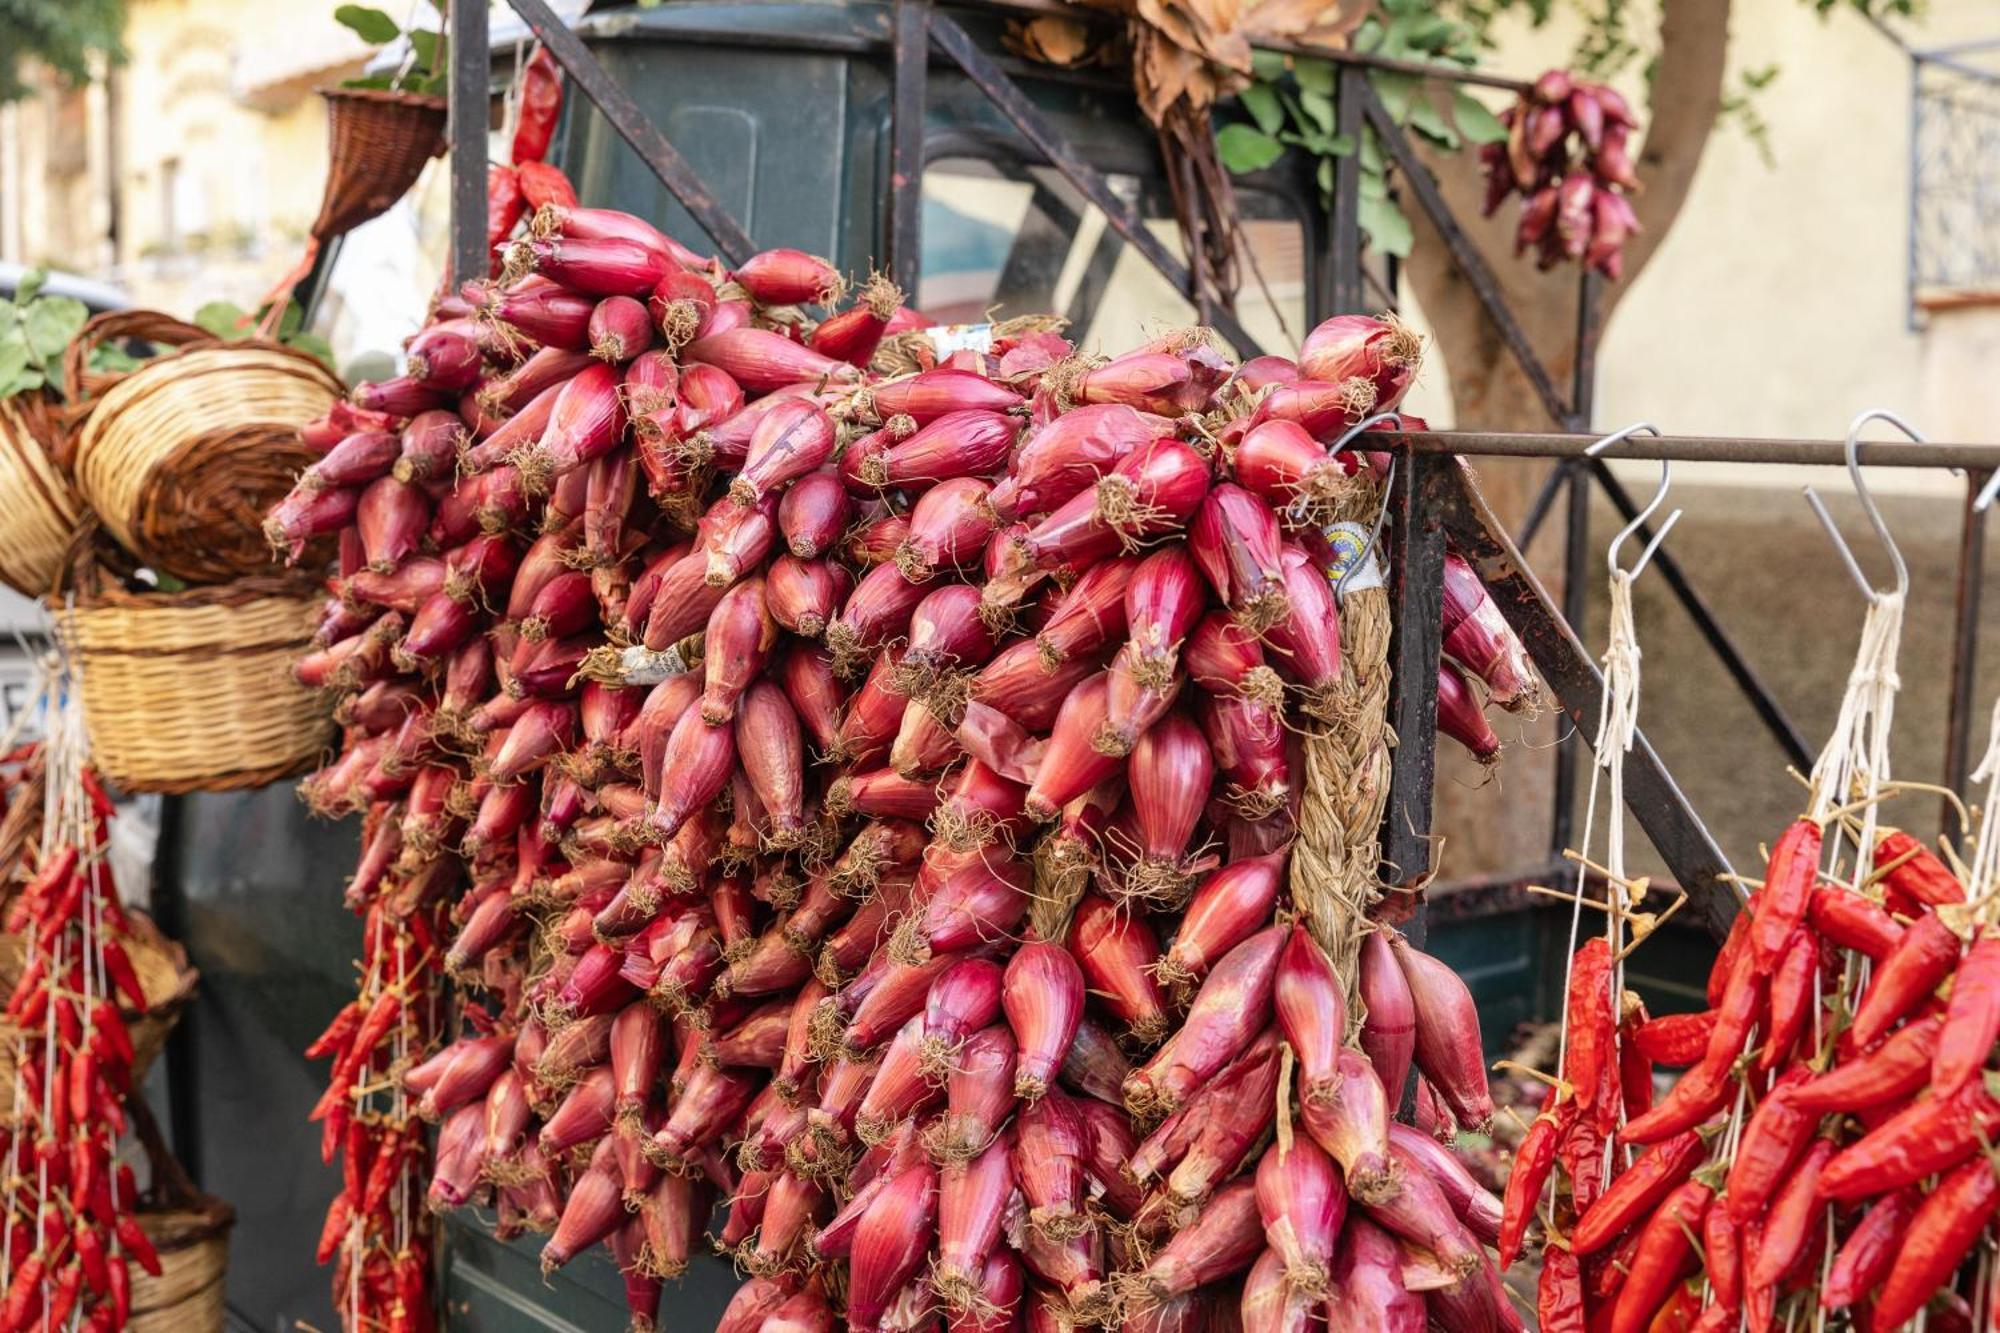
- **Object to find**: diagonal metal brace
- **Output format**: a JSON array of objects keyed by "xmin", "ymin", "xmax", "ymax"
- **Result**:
[
  {"xmin": 1431, "ymin": 458, "xmax": 1740, "ymax": 940},
  {"xmin": 927, "ymin": 12, "xmax": 1266, "ymax": 358},
  {"xmin": 1361, "ymin": 84, "xmax": 1572, "ymax": 428},
  {"xmin": 504, "ymin": 0, "xmax": 756, "ymax": 266}
]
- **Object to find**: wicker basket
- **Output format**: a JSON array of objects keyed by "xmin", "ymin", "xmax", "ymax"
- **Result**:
[
  {"xmin": 316, "ymin": 87, "xmax": 448, "ymax": 240},
  {"xmin": 50, "ymin": 536, "xmax": 333, "ymax": 794},
  {"xmin": 66, "ymin": 310, "xmax": 342, "ymax": 585},
  {"xmin": 0, "ymin": 392, "xmax": 83, "ymax": 599},
  {"xmin": 0, "ymin": 909, "xmax": 197, "ymax": 1119},
  {"xmin": 127, "ymin": 1096, "xmax": 234, "ymax": 1333}
]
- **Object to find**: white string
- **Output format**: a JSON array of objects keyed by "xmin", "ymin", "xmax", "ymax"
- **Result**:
[
  {"xmin": 1966, "ymin": 697, "xmax": 2000, "ymax": 911},
  {"xmin": 1806, "ymin": 591, "xmax": 1905, "ymax": 888}
]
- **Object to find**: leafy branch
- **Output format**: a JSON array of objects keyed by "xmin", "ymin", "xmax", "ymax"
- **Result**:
[
  {"xmin": 335, "ymin": 3, "xmax": 449, "ymax": 98},
  {"xmin": 1216, "ymin": 0, "xmax": 1506, "ymax": 260}
]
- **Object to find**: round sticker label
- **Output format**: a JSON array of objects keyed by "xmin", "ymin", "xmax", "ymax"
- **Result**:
[{"xmin": 1321, "ymin": 520, "xmax": 1384, "ymax": 599}]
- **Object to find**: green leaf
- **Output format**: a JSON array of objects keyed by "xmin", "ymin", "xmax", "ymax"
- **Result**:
[
  {"xmin": 341, "ymin": 74, "xmax": 397, "ymax": 90},
  {"xmin": 13, "ymin": 268, "xmax": 46, "ymax": 304},
  {"xmin": 1358, "ymin": 194, "xmax": 1414, "ymax": 258},
  {"xmin": 407, "ymin": 28, "xmax": 439, "ymax": 70},
  {"xmin": 0, "ymin": 300, "xmax": 19, "ymax": 342},
  {"xmin": 1297, "ymin": 88, "xmax": 1335, "ymax": 136},
  {"xmin": 1371, "ymin": 71, "xmax": 1419, "ymax": 124},
  {"xmin": 1407, "ymin": 97, "xmax": 1458, "ymax": 150},
  {"xmin": 0, "ymin": 343, "xmax": 41, "ymax": 400},
  {"xmin": 1251, "ymin": 49, "xmax": 1289, "ymax": 83},
  {"xmin": 87, "ymin": 344, "xmax": 144, "ymax": 376},
  {"xmin": 1359, "ymin": 171, "xmax": 1387, "ymax": 200},
  {"xmin": 1359, "ymin": 129, "xmax": 1385, "ymax": 174},
  {"xmin": 1238, "ymin": 83, "xmax": 1285, "ymax": 136},
  {"xmin": 194, "ymin": 301, "xmax": 252, "ymax": 341},
  {"xmin": 333, "ymin": 4, "xmax": 401, "ymax": 44},
  {"xmin": 1352, "ymin": 18, "xmax": 1383, "ymax": 54},
  {"xmin": 287, "ymin": 332, "xmax": 337, "ymax": 370},
  {"xmin": 1403, "ymin": 15, "xmax": 1457, "ymax": 51},
  {"xmin": 1292, "ymin": 57, "xmax": 1335, "ymax": 97},
  {"xmin": 1215, "ymin": 124, "xmax": 1286, "ymax": 174},
  {"xmin": 1317, "ymin": 157, "xmax": 1333, "ymax": 202},
  {"xmin": 21, "ymin": 295, "xmax": 86, "ymax": 362},
  {"xmin": 1452, "ymin": 91, "xmax": 1510, "ymax": 145}
]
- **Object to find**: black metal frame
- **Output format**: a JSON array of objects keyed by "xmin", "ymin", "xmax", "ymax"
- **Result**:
[{"xmin": 443, "ymin": 0, "xmax": 2000, "ymax": 940}]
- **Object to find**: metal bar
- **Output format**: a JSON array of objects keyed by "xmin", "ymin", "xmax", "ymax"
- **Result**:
[
  {"xmin": 502, "ymin": 0, "xmax": 755, "ymax": 265},
  {"xmin": 1382, "ymin": 451, "xmax": 1447, "ymax": 886},
  {"xmin": 1514, "ymin": 460, "xmax": 1569, "ymax": 552},
  {"xmin": 1329, "ymin": 70, "xmax": 1364, "ymax": 314},
  {"xmin": 1362, "ymin": 86, "xmax": 1573, "ymax": 428},
  {"xmin": 1943, "ymin": 469, "xmax": 1990, "ymax": 843},
  {"xmin": 1549, "ymin": 465, "xmax": 1591, "ymax": 859},
  {"xmin": 1572, "ymin": 270, "xmax": 1599, "ymax": 428},
  {"xmin": 1362, "ymin": 430, "xmax": 2000, "ymax": 470},
  {"xmin": 1590, "ymin": 460, "xmax": 1814, "ymax": 770},
  {"xmin": 926, "ymin": 12, "xmax": 1268, "ymax": 357},
  {"xmin": 886, "ymin": 0, "xmax": 930, "ymax": 294},
  {"xmin": 152, "ymin": 796, "xmax": 201, "ymax": 1177},
  {"xmin": 448, "ymin": 0, "xmax": 490, "ymax": 287},
  {"xmin": 1434, "ymin": 460, "xmax": 1739, "ymax": 938}
]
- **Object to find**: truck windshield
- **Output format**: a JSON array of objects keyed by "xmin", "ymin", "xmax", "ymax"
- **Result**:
[{"xmin": 920, "ymin": 155, "xmax": 1307, "ymax": 356}]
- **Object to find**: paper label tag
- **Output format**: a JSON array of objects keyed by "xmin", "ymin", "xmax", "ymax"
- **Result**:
[
  {"xmin": 924, "ymin": 323, "xmax": 996, "ymax": 357},
  {"xmin": 617, "ymin": 643, "xmax": 691, "ymax": 686},
  {"xmin": 1321, "ymin": 521, "xmax": 1384, "ymax": 599}
]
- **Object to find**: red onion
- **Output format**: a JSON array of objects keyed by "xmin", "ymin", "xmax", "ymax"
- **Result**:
[
  {"xmin": 826, "ymin": 562, "xmax": 927, "ymax": 676},
  {"xmin": 898, "ymin": 477, "xmax": 997, "ymax": 579},
  {"xmin": 858, "ymin": 409, "xmax": 1018, "ymax": 492},
  {"xmin": 809, "ymin": 274, "xmax": 901, "ymax": 366},
  {"xmin": 990, "ymin": 403, "xmax": 1166, "ymax": 520},
  {"xmin": 735, "ymin": 248, "xmax": 843, "ymax": 306},
  {"xmin": 1127, "ymin": 924, "xmax": 1285, "ymax": 1115},
  {"xmin": 733, "ymin": 400, "xmax": 837, "ymax": 507},
  {"xmin": 847, "ymin": 1162, "xmax": 938, "ymax": 1332},
  {"xmin": 872, "ymin": 368, "xmax": 1024, "ymax": 423},
  {"xmin": 1263, "ymin": 544, "xmax": 1343, "ymax": 711},
  {"xmin": 701, "ymin": 576, "xmax": 778, "ymax": 723},
  {"xmin": 1124, "ymin": 1176, "xmax": 1262, "ymax": 1302},
  {"xmin": 933, "ymin": 1131, "xmax": 1016, "ymax": 1311},
  {"xmin": 1391, "ymin": 933, "xmax": 1494, "ymax": 1131},
  {"xmin": 1357, "ymin": 930, "xmax": 1416, "ymax": 1108},
  {"xmin": 1115, "ymin": 713, "xmax": 1213, "ymax": 905},
  {"xmin": 1325, "ymin": 1217, "xmax": 1425, "ymax": 1332},
  {"xmin": 1257, "ymin": 1128, "xmax": 1345, "ymax": 1293},
  {"xmin": 1163, "ymin": 852, "xmax": 1284, "ymax": 990},
  {"xmin": 1300, "ymin": 1047, "xmax": 1395, "ymax": 1203},
  {"xmin": 485, "ymin": 278, "xmax": 595, "ymax": 351},
  {"xmin": 685, "ymin": 327, "xmax": 859, "ymax": 393},
  {"xmin": 1161, "ymin": 1031, "xmax": 1283, "ymax": 1203},
  {"xmin": 520, "ymin": 234, "xmax": 672, "ymax": 298},
  {"xmin": 778, "ymin": 470, "xmax": 853, "ymax": 559},
  {"xmin": 1437, "ymin": 662, "xmax": 1501, "ymax": 764},
  {"xmin": 1066, "ymin": 892, "xmax": 1168, "ymax": 1045},
  {"xmin": 1030, "ymin": 556, "xmax": 1136, "ymax": 671},
  {"xmin": 1002, "ymin": 941, "xmax": 1084, "ymax": 1099},
  {"xmin": 926, "ymin": 1025, "xmax": 1017, "ymax": 1162},
  {"xmin": 1274, "ymin": 925, "xmax": 1347, "ymax": 1103},
  {"xmin": 1189, "ymin": 484, "xmax": 1292, "ymax": 631}
]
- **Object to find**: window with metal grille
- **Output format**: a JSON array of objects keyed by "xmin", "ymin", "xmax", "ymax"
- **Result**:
[{"xmin": 1909, "ymin": 42, "xmax": 2000, "ymax": 324}]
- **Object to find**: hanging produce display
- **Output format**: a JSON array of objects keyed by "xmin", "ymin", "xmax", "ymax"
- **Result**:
[
  {"xmin": 1479, "ymin": 70, "xmax": 1641, "ymax": 279},
  {"xmin": 0, "ymin": 667, "xmax": 220, "ymax": 1331},
  {"xmin": 270, "ymin": 150, "xmax": 1558, "ymax": 1328},
  {"xmin": 1523, "ymin": 453, "xmax": 2000, "ymax": 1330}
]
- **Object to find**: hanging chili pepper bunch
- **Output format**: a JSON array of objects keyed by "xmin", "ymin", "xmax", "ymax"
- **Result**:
[
  {"xmin": 0, "ymin": 710, "xmax": 161, "ymax": 1330},
  {"xmin": 303, "ymin": 881, "xmax": 447, "ymax": 1333},
  {"xmin": 269, "ymin": 153, "xmax": 1550, "ymax": 1330},
  {"xmin": 481, "ymin": 47, "xmax": 577, "ymax": 284},
  {"xmin": 1478, "ymin": 69, "xmax": 1642, "ymax": 279}
]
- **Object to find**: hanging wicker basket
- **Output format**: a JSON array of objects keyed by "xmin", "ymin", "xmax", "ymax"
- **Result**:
[
  {"xmin": 49, "ymin": 532, "xmax": 333, "ymax": 795},
  {"xmin": 0, "ymin": 391, "xmax": 83, "ymax": 599},
  {"xmin": 65, "ymin": 310, "xmax": 342, "ymax": 585},
  {"xmin": 315, "ymin": 86, "xmax": 448, "ymax": 240},
  {"xmin": 0, "ymin": 908, "xmax": 197, "ymax": 1119},
  {"xmin": 126, "ymin": 1096, "xmax": 234, "ymax": 1333}
]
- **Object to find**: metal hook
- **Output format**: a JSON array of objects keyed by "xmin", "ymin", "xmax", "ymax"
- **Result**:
[
  {"xmin": 1801, "ymin": 409, "xmax": 1918, "ymax": 603},
  {"xmin": 1328, "ymin": 413, "xmax": 1407, "ymax": 595},
  {"xmin": 1583, "ymin": 423, "xmax": 1681, "ymax": 580}
]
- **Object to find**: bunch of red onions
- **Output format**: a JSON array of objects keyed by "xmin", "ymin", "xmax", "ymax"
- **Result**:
[
  {"xmin": 272, "ymin": 178, "xmax": 1540, "ymax": 1332},
  {"xmin": 1478, "ymin": 69, "xmax": 1642, "ymax": 279}
]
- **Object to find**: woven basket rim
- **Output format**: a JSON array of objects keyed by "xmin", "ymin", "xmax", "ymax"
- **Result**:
[
  {"xmin": 49, "ymin": 529, "xmax": 324, "ymax": 611},
  {"xmin": 318, "ymin": 84, "xmax": 447, "ymax": 112}
]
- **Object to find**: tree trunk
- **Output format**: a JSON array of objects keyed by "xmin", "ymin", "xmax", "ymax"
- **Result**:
[{"xmin": 1401, "ymin": 0, "xmax": 1733, "ymax": 883}]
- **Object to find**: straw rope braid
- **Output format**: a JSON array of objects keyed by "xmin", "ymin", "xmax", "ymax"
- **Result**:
[{"xmin": 1289, "ymin": 467, "xmax": 1392, "ymax": 1025}]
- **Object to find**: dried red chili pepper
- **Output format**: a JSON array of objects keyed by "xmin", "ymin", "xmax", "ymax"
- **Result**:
[
  {"xmin": 1756, "ymin": 929, "xmax": 1816, "ymax": 1071},
  {"xmin": 1701, "ymin": 1191, "xmax": 1740, "ymax": 1314},
  {"xmin": 1744, "ymin": 1136, "xmax": 1833, "ymax": 1289},
  {"xmin": 1631, "ymin": 1011, "xmax": 1713, "ymax": 1067},
  {"xmin": 1608, "ymin": 1178, "xmax": 1709, "ymax": 1333},
  {"xmin": 1723, "ymin": 1068, "xmax": 1816, "ymax": 1225},
  {"xmin": 1561, "ymin": 1103, "xmax": 1610, "ymax": 1218},
  {"xmin": 1788, "ymin": 1013, "xmax": 1941, "ymax": 1113},
  {"xmin": 1850, "ymin": 911, "xmax": 1961, "ymax": 1047},
  {"xmin": 1820, "ymin": 1185, "xmax": 1917, "ymax": 1309},
  {"xmin": 115, "ymin": 1213, "xmax": 162, "ymax": 1277},
  {"xmin": 1818, "ymin": 1076, "xmax": 2000, "ymax": 1200},
  {"xmin": 1873, "ymin": 828, "xmax": 1964, "ymax": 907},
  {"xmin": 1572, "ymin": 1130, "xmax": 1705, "ymax": 1256},
  {"xmin": 1618, "ymin": 1051, "xmax": 1730, "ymax": 1145},
  {"xmin": 1566, "ymin": 938, "xmax": 1615, "ymax": 1114},
  {"xmin": 317, "ymin": 1190, "xmax": 354, "ymax": 1266},
  {"xmin": 1701, "ymin": 938, "xmax": 1768, "ymax": 1070},
  {"xmin": 486, "ymin": 166, "xmax": 525, "ymax": 277},
  {"xmin": 517, "ymin": 160, "xmax": 578, "ymax": 212},
  {"xmin": 1498, "ymin": 1112, "xmax": 1560, "ymax": 1268},
  {"xmin": 1708, "ymin": 911, "xmax": 1749, "ymax": 1008},
  {"xmin": 1748, "ymin": 819, "xmax": 1821, "ymax": 969},
  {"xmin": 1619, "ymin": 1018, "xmax": 1653, "ymax": 1120},
  {"xmin": 1806, "ymin": 886, "xmax": 1903, "ymax": 958},
  {"xmin": 1643, "ymin": 1281, "xmax": 1700, "ymax": 1333},
  {"xmin": 510, "ymin": 47, "xmax": 564, "ymax": 166},
  {"xmin": 1535, "ymin": 1243, "xmax": 1585, "ymax": 1333},
  {"xmin": 1934, "ymin": 927, "xmax": 2000, "ymax": 1096},
  {"xmin": 1871, "ymin": 1153, "xmax": 2000, "ymax": 1329}
]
